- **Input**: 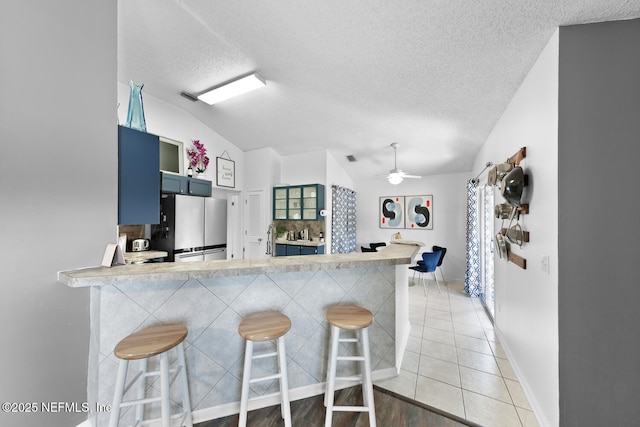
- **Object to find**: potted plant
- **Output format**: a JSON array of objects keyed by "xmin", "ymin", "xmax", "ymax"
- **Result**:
[{"xmin": 186, "ymin": 140, "xmax": 209, "ymax": 174}]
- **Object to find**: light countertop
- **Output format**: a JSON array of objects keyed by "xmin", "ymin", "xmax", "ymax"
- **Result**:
[
  {"xmin": 124, "ymin": 250, "xmax": 168, "ymax": 264},
  {"xmin": 58, "ymin": 241, "xmax": 422, "ymax": 288}
]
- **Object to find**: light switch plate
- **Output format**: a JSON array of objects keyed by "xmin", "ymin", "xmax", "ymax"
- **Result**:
[{"xmin": 540, "ymin": 255, "xmax": 550, "ymax": 274}]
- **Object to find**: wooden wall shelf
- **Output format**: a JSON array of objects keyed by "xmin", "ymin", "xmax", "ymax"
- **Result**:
[
  {"xmin": 507, "ymin": 147, "xmax": 526, "ymax": 165},
  {"xmin": 507, "ymin": 252, "xmax": 527, "ymax": 269}
]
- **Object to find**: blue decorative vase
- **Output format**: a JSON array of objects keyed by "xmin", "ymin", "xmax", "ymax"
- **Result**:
[{"xmin": 125, "ymin": 80, "xmax": 147, "ymax": 132}]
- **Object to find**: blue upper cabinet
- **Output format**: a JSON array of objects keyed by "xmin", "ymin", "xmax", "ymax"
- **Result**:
[
  {"xmin": 118, "ymin": 126, "xmax": 160, "ymax": 225},
  {"xmin": 273, "ymin": 184, "xmax": 325, "ymax": 220},
  {"xmin": 187, "ymin": 177, "xmax": 212, "ymax": 197},
  {"xmin": 161, "ymin": 174, "xmax": 211, "ymax": 197},
  {"xmin": 161, "ymin": 173, "xmax": 188, "ymax": 195}
]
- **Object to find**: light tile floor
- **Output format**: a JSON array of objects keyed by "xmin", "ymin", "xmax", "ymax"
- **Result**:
[{"xmin": 375, "ymin": 279, "xmax": 540, "ymax": 427}]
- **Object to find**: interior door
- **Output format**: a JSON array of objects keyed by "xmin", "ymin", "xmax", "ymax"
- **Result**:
[
  {"xmin": 244, "ymin": 190, "xmax": 265, "ymax": 259},
  {"xmin": 227, "ymin": 193, "xmax": 241, "ymax": 259}
]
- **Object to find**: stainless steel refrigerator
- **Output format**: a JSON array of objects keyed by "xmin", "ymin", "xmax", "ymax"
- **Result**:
[{"xmin": 151, "ymin": 194, "xmax": 227, "ymax": 262}]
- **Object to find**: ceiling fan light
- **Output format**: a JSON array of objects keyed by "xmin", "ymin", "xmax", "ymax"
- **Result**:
[
  {"xmin": 388, "ymin": 173, "xmax": 403, "ymax": 185},
  {"xmin": 197, "ymin": 73, "xmax": 266, "ymax": 105}
]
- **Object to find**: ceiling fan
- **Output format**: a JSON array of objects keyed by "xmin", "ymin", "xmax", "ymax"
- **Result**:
[{"xmin": 381, "ymin": 143, "xmax": 422, "ymax": 184}]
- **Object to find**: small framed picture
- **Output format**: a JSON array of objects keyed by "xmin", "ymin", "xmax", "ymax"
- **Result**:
[{"xmin": 216, "ymin": 157, "xmax": 235, "ymax": 188}]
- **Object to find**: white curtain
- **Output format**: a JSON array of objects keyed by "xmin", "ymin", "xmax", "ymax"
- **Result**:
[{"xmin": 331, "ymin": 185, "xmax": 357, "ymax": 254}]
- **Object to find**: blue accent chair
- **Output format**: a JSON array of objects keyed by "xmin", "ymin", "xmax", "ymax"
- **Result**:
[
  {"xmin": 432, "ymin": 245, "xmax": 447, "ymax": 286},
  {"xmin": 409, "ymin": 250, "xmax": 442, "ymax": 295}
]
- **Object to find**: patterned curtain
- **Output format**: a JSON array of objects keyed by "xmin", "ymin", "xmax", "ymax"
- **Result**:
[
  {"xmin": 331, "ymin": 185, "xmax": 357, "ymax": 254},
  {"xmin": 464, "ymin": 179, "xmax": 481, "ymax": 297}
]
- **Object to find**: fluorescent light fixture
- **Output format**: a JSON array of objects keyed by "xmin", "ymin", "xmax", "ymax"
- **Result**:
[
  {"xmin": 388, "ymin": 173, "xmax": 403, "ymax": 185},
  {"xmin": 197, "ymin": 73, "xmax": 266, "ymax": 105}
]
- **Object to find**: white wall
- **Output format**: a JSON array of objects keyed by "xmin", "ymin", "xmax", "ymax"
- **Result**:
[
  {"xmin": 471, "ymin": 31, "xmax": 559, "ymax": 427},
  {"xmin": 245, "ymin": 147, "xmax": 282, "ymax": 258},
  {"xmin": 0, "ymin": 1, "xmax": 116, "ymax": 426},
  {"xmin": 354, "ymin": 173, "xmax": 469, "ymax": 282},
  {"xmin": 280, "ymin": 149, "xmax": 327, "ymax": 185},
  {"xmin": 325, "ymin": 151, "xmax": 354, "ymax": 190}
]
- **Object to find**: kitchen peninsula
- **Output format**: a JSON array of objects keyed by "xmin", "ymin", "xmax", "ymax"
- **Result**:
[{"xmin": 58, "ymin": 242, "xmax": 421, "ymax": 425}]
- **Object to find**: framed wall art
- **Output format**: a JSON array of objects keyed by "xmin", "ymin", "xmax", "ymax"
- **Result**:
[
  {"xmin": 379, "ymin": 196, "xmax": 405, "ymax": 228},
  {"xmin": 405, "ymin": 195, "xmax": 433, "ymax": 229},
  {"xmin": 216, "ymin": 155, "xmax": 235, "ymax": 188}
]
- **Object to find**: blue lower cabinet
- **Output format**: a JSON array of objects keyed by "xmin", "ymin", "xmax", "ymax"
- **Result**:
[
  {"xmin": 301, "ymin": 245, "xmax": 324, "ymax": 255},
  {"xmin": 275, "ymin": 244, "xmax": 288, "ymax": 256},
  {"xmin": 286, "ymin": 245, "xmax": 301, "ymax": 256},
  {"xmin": 275, "ymin": 244, "xmax": 325, "ymax": 256}
]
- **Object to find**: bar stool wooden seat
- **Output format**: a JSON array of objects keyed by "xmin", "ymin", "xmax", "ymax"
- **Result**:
[
  {"xmin": 324, "ymin": 305, "xmax": 376, "ymax": 427},
  {"xmin": 238, "ymin": 312, "xmax": 292, "ymax": 427},
  {"xmin": 109, "ymin": 323, "xmax": 193, "ymax": 427}
]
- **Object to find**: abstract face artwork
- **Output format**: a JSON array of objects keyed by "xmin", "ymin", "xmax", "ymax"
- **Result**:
[
  {"xmin": 405, "ymin": 195, "xmax": 433, "ymax": 229},
  {"xmin": 380, "ymin": 196, "xmax": 405, "ymax": 228}
]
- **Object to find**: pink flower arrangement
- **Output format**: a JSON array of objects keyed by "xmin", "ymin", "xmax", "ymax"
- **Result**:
[{"xmin": 186, "ymin": 139, "xmax": 210, "ymax": 173}]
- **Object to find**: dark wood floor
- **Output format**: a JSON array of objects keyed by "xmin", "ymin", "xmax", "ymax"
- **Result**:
[{"xmin": 196, "ymin": 385, "xmax": 480, "ymax": 427}]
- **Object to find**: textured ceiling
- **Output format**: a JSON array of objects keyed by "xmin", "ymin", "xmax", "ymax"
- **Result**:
[{"xmin": 118, "ymin": 0, "xmax": 640, "ymax": 181}]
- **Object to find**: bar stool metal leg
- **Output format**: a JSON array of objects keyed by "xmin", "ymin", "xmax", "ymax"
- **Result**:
[
  {"xmin": 109, "ymin": 360, "xmax": 129, "ymax": 427},
  {"xmin": 159, "ymin": 352, "xmax": 171, "ymax": 427},
  {"xmin": 361, "ymin": 328, "xmax": 376, "ymax": 427},
  {"xmin": 134, "ymin": 358, "xmax": 147, "ymax": 424},
  {"xmin": 176, "ymin": 342, "xmax": 194, "ymax": 426},
  {"xmin": 324, "ymin": 325, "xmax": 340, "ymax": 426},
  {"xmin": 238, "ymin": 340, "xmax": 254, "ymax": 427},
  {"xmin": 277, "ymin": 336, "xmax": 292, "ymax": 426}
]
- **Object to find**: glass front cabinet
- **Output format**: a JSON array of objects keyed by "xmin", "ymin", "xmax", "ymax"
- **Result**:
[{"xmin": 273, "ymin": 184, "xmax": 325, "ymax": 221}]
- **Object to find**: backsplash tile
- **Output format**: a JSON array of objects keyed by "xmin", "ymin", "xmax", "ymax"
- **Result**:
[{"xmin": 273, "ymin": 219, "xmax": 325, "ymax": 240}]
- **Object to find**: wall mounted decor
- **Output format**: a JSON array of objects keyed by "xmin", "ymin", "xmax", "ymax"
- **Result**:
[
  {"xmin": 379, "ymin": 196, "xmax": 404, "ymax": 228},
  {"xmin": 493, "ymin": 147, "xmax": 529, "ymax": 269},
  {"xmin": 405, "ymin": 195, "xmax": 433, "ymax": 229},
  {"xmin": 216, "ymin": 151, "xmax": 235, "ymax": 188}
]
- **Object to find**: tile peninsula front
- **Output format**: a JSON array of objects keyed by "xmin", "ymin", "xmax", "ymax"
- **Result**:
[{"xmin": 58, "ymin": 242, "xmax": 420, "ymax": 425}]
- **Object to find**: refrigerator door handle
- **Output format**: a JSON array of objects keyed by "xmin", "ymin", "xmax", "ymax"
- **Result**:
[{"xmin": 175, "ymin": 251, "xmax": 204, "ymax": 259}]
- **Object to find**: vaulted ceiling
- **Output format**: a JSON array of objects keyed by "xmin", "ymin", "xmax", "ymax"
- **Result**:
[{"xmin": 118, "ymin": 0, "xmax": 640, "ymax": 181}]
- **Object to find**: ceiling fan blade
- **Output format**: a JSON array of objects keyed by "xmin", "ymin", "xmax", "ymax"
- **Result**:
[
  {"xmin": 375, "ymin": 173, "xmax": 393, "ymax": 179},
  {"xmin": 375, "ymin": 143, "xmax": 422, "ymax": 181}
]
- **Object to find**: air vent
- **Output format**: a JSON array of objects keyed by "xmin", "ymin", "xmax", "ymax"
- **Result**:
[
  {"xmin": 180, "ymin": 91, "xmax": 198, "ymax": 102},
  {"xmin": 346, "ymin": 155, "xmax": 357, "ymax": 162}
]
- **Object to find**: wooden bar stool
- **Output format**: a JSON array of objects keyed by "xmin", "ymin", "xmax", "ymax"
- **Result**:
[
  {"xmin": 238, "ymin": 312, "xmax": 292, "ymax": 427},
  {"xmin": 109, "ymin": 323, "xmax": 193, "ymax": 427},
  {"xmin": 324, "ymin": 305, "xmax": 376, "ymax": 427}
]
